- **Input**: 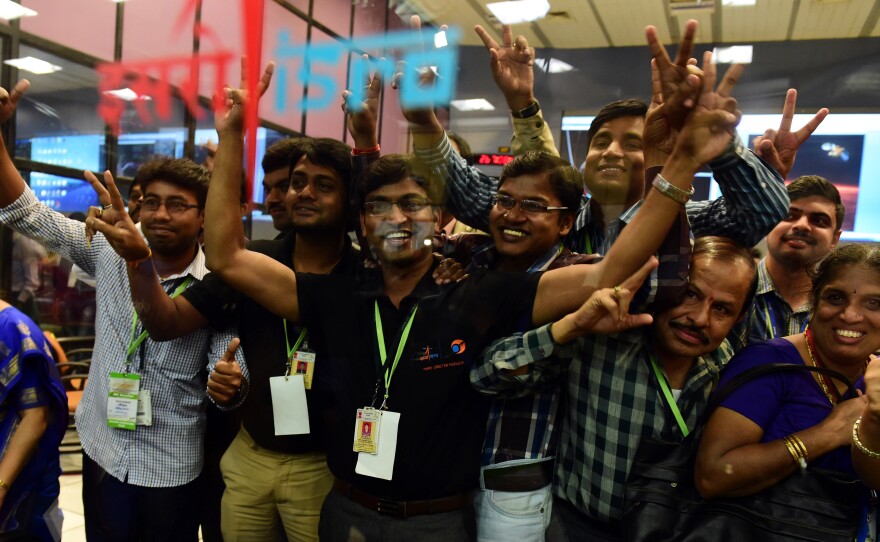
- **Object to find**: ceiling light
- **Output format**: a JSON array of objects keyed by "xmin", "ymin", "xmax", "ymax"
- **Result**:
[
  {"xmin": 434, "ymin": 30, "xmax": 448, "ymax": 48},
  {"xmin": 535, "ymin": 58, "xmax": 575, "ymax": 74},
  {"xmin": 722, "ymin": 0, "xmax": 756, "ymax": 5},
  {"xmin": 0, "ymin": 0, "xmax": 36, "ymax": 20},
  {"xmin": 3, "ymin": 57, "xmax": 62, "ymax": 75},
  {"xmin": 486, "ymin": 0, "xmax": 551, "ymax": 25},
  {"xmin": 103, "ymin": 88, "xmax": 153, "ymax": 101},
  {"xmin": 669, "ymin": 0, "xmax": 715, "ymax": 13},
  {"xmin": 450, "ymin": 98, "xmax": 495, "ymax": 112},
  {"xmin": 712, "ymin": 45, "xmax": 753, "ymax": 64}
]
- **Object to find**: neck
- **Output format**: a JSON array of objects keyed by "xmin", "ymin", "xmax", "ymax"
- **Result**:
[
  {"xmin": 803, "ymin": 332, "xmax": 867, "ymax": 392},
  {"xmin": 655, "ymin": 349, "xmax": 696, "ymax": 389},
  {"xmin": 496, "ymin": 254, "xmax": 533, "ymax": 272},
  {"xmin": 381, "ymin": 254, "xmax": 433, "ymax": 308},
  {"xmin": 765, "ymin": 256, "xmax": 813, "ymax": 309},
  {"xmin": 592, "ymin": 200, "xmax": 630, "ymax": 231},
  {"xmin": 292, "ymin": 229, "xmax": 346, "ymax": 274},
  {"xmin": 153, "ymin": 243, "xmax": 199, "ymax": 278}
]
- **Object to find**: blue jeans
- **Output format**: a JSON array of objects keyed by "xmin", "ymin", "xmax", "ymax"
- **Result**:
[{"xmin": 475, "ymin": 459, "xmax": 553, "ymax": 542}]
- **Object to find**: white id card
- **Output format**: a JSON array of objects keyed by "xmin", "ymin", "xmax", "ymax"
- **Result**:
[
  {"xmin": 136, "ymin": 389, "xmax": 152, "ymax": 426},
  {"xmin": 355, "ymin": 410, "xmax": 400, "ymax": 480},
  {"xmin": 269, "ymin": 375, "xmax": 310, "ymax": 435},
  {"xmin": 107, "ymin": 372, "xmax": 140, "ymax": 430}
]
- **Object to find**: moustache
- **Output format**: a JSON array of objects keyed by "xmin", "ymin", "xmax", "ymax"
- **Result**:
[
  {"xmin": 781, "ymin": 232, "xmax": 816, "ymax": 245},
  {"xmin": 669, "ymin": 320, "xmax": 709, "ymax": 344}
]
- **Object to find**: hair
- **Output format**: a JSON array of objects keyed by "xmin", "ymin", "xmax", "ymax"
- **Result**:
[
  {"xmin": 692, "ymin": 236, "xmax": 758, "ymax": 316},
  {"xmin": 261, "ymin": 136, "xmax": 304, "ymax": 174},
  {"xmin": 136, "ymin": 157, "xmax": 211, "ymax": 207},
  {"xmin": 446, "ymin": 131, "xmax": 473, "ymax": 165},
  {"xmin": 360, "ymin": 154, "xmax": 442, "ymax": 206},
  {"xmin": 787, "ymin": 175, "xmax": 846, "ymax": 231},
  {"xmin": 498, "ymin": 151, "xmax": 583, "ymax": 218},
  {"xmin": 587, "ymin": 99, "xmax": 649, "ymax": 148},
  {"xmin": 809, "ymin": 243, "xmax": 880, "ymax": 309}
]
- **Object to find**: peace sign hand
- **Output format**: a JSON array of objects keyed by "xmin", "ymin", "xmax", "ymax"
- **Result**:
[{"xmin": 83, "ymin": 170, "xmax": 150, "ymax": 262}]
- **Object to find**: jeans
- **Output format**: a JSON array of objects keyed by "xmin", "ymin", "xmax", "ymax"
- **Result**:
[{"xmin": 475, "ymin": 459, "xmax": 553, "ymax": 542}]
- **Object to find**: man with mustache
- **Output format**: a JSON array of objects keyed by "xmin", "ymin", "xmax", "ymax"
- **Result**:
[
  {"xmin": 474, "ymin": 235, "xmax": 758, "ymax": 541},
  {"xmin": 739, "ymin": 175, "xmax": 844, "ymax": 346}
]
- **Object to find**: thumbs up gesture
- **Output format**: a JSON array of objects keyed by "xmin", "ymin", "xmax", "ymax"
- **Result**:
[{"xmin": 208, "ymin": 338, "xmax": 243, "ymax": 405}]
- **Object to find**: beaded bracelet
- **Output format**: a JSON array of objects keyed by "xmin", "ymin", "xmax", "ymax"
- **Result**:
[{"xmin": 853, "ymin": 417, "xmax": 880, "ymax": 460}]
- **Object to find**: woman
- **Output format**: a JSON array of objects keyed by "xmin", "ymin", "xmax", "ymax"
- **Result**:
[
  {"xmin": 0, "ymin": 299, "xmax": 68, "ymax": 540},
  {"xmin": 695, "ymin": 243, "xmax": 879, "ymax": 526}
]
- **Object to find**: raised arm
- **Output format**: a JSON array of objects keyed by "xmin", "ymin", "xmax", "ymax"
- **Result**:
[
  {"xmin": 532, "ymin": 51, "xmax": 737, "ymax": 325},
  {"xmin": 752, "ymin": 88, "xmax": 829, "ymax": 180},
  {"xmin": 83, "ymin": 171, "xmax": 210, "ymax": 340},
  {"xmin": 203, "ymin": 63, "xmax": 303, "ymax": 322},
  {"xmin": 0, "ymin": 81, "xmax": 29, "ymax": 208},
  {"xmin": 853, "ymin": 357, "xmax": 880, "ymax": 489}
]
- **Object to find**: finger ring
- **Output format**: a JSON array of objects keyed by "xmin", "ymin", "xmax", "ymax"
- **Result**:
[
  {"xmin": 103, "ymin": 204, "xmax": 113, "ymax": 210},
  {"xmin": 614, "ymin": 285, "xmax": 622, "ymax": 293}
]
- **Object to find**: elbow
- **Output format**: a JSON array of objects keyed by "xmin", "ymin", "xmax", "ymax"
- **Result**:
[
  {"xmin": 695, "ymin": 470, "xmax": 723, "ymax": 499},
  {"xmin": 694, "ymin": 458, "xmax": 734, "ymax": 499},
  {"xmin": 205, "ymin": 251, "xmax": 233, "ymax": 276}
]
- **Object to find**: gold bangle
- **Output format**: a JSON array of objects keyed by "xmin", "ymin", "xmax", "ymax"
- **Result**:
[
  {"xmin": 0, "ymin": 478, "xmax": 8, "ymax": 491},
  {"xmin": 790, "ymin": 434, "xmax": 809, "ymax": 462},
  {"xmin": 853, "ymin": 417, "xmax": 880, "ymax": 460},
  {"xmin": 126, "ymin": 248, "xmax": 152, "ymax": 269},
  {"xmin": 782, "ymin": 436, "xmax": 801, "ymax": 464}
]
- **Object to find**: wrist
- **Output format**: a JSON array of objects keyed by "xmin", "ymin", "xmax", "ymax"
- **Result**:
[
  {"xmin": 352, "ymin": 144, "xmax": 380, "ymax": 156},
  {"xmin": 126, "ymin": 248, "xmax": 152, "ymax": 269},
  {"xmin": 353, "ymin": 138, "xmax": 379, "ymax": 150},
  {"xmin": 644, "ymin": 148, "xmax": 670, "ymax": 169},
  {"xmin": 507, "ymin": 95, "xmax": 537, "ymax": 116},
  {"xmin": 550, "ymin": 315, "xmax": 581, "ymax": 345}
]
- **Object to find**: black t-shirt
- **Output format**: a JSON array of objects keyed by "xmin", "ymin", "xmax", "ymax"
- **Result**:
[
  {"xmin": 182, "ymin": 231, "xmax": 360, "ymax": 454},
  {"xmin": 297, "ymin": 265, "xmax": 540, "ymax": 501}
]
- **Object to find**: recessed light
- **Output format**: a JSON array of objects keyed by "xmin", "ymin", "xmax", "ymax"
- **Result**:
[
  {"xmin": 0, "ymin": 0, "xmax": 36, "ymax": 20},
  {"xmin": 486, "ymin": 0, "xmax": 551, "ymax": 25},
  {"xmin": 535, "ymin": 58, "xmax": 576, "ymax": 74},
  {"xmin": 103, "ymin": 88, "xmax": 153, "ymax": 101},
  {"xmin": 450, "ymin": 98, "xmax": 495, "ymax": 112},
  {"xmin": 712, "ymin": 45, "xmax": 753, "ymax": 64},
  {"xmin": 722, "ymin": 0, "xmax": 756, "ymax": 5},
  {"xmin": 3, "ymin": 57, "xmax": 62, "ymax": 75}
]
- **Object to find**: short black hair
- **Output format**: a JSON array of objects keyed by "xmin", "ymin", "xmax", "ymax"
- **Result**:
[
  {"xmin": 499, "ymin": 151, "xmax": 583, "ymax": 218},
  {"xmin": 587, "ymin": 99, "xmax": 649, "ymax": 148},
  {"xmin": 447, "ymin": 131, "xmax": 473, "ymax": 165},
  {"xmin": 787, "ymin": 175, "xmax": 846, "ymax": 231},
  {"xmin": 261, "ymin": 136, "xmax": 304, "ymax": 174},
  {"xmin": 360, "ymin": 154, "xmax": 442, "ymax": 206},
  {"xmin": 809, "ymin": 243, "xmax": 880, "ymax": 310},
  {"xmin": 136, "ymin": 157, "xmax": 211, "ymax": 207}
]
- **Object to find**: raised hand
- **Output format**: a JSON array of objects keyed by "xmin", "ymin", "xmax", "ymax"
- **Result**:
[
  {"xmin": 643, "ymin": 58, "xmax": 701, "ymax": 158},
  {"xmin": 752, "ymin": 89, "xmax": 828, "ymax": 179},
  {"xmin": 83, "ymin": 170, "xmax": 151, "ymax": 261},
  {"xmin": 208, "ymin": 338, "xmax": 243, "ymax": 405},
  {"xmin": 474, "ymin": 24, "xmax": 536, "ymax": 111},
  {"xmin": 645, "ymin": 20, "xmax": 699, "ymax": 132},
  {"xmin": 866, "ymin": 356, "xmax": 880, "ymax": 423},
  {"xmin": 215, "ymin": 58, "xmax": 275, "ymax": 136},
  {"xmin": 396, "ymin": 15, "xmax": 445, "ymax": 136},
  {"xmin": 673, "ymin": 51, "xmax": 741, "ymax": 168},
  {"xmin": 342, "ymin": 55, "xmax": 382, "ymax": 149},
  {"xmin": 0, "ymin": 80, "xmax": 28, "ymax": 124}
]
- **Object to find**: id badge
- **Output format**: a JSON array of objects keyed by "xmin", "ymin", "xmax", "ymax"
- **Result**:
[
  {"xmin": 355, "ymin": 410, "xmax": 400, "ymax": 480},
  {"xmin": 353, "ymin": 407, "xmax": 382, "ymax": 454},
  {"xmin": 107, "ymin": 372, "xmax": 140, "ymax": 430},
  {"xmin": 136, "ymin": 389, "xmax": 152, "ymax": 426},
  {"xmin": 292, "ymin": 349, "xmax": 316, "ymax": 390},
  {"xmin": 269, "ymin": 375, "xmax": 310, "ymax": 435}
]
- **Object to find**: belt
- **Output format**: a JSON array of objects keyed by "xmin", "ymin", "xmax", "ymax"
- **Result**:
[
  {"xmin": 332, "ymin": 479, "xmax": 474, "ymax": 519},
  {"xmin": 482, "ymin": 459, "xmax": 554, "ymax": 492}
]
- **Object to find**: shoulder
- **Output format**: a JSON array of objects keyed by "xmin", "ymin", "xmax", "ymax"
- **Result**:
[{"xmin": 719, "ymin": 338, "xmax": 802, "ymax": 384}]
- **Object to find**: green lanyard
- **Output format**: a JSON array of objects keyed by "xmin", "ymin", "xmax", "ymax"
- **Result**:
[
  {"xmin": 648, "ymin": 354, "xmax": 690, "ymax": 437},
  {"xmin": 126, "ymin": 276, "xmax": 192, "ymax": 370},
  {"xmin": 374, "ymin": 301, "xmax": 418, "ymax": 410},
  {"xmin": 282, "ymin": 321, "xmax": 308, "ymax": 377},
  {"xmin": 584, "ymin": 234, "xmax": 593, "ymax": 255}
]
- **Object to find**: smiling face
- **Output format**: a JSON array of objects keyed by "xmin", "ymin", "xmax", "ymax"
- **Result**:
[
  {"xmin": 285, "ymin": 155, "xmax": 347, "ymax": 234},
  {"xmin": 360, "ymin": 177, "xmax": 439, "ymax": 269},
  {"xmin": 262, "ymin": 167, "xmax": 293, "ymax": 231},
  {"xmin": 583, "ymin": 115, "xmax": 645, "ymax": 207},
  {"xmin": 810, "ymin": 265, "xmax": 880, "ymax": 367},
  {"xmin": 489, "ymin": 173, "xmax": 574, "ymax": 271},
  {"xmin": 766, "ymin": 195, "xmax": 842, "ymax": 269},
  {"xmin": 653, "ymin": 254, "xmax": 754, "ymax": 361},
  {"xmin": 139, "ymin": 180, "xmax": 203, "ymax": 257}
]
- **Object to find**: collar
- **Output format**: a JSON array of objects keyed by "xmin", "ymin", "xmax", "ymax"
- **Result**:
[
  {"xmin": 756, "ymin": 258, "xmax": 776, "ymax": 296},
  {"xmin": 136, "ymin": 223, "xmax": 206, "ymax": 282},
  {"xmin": 363, "ymin": 258, "xmax": 441, "ymax": 303},
  {"xmin": 470, "ymin": 240, "xmax": 563, "ymax": 274}
]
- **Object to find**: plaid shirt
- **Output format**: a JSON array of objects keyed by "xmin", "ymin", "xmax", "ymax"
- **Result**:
[
  {"xmin": 476, "ymin": 323, "xmax": 734, "ymax": 522},
  {"xmin": 0, "ymin": 188, "xmax": 247, "ymax": 488},
  {"xmin": 413, "ymin": 133, "xmax": 789, "ymax": 251},
  {"xmin": 730, "ymin": 258, "xmax": 811, "ymax": 350}
]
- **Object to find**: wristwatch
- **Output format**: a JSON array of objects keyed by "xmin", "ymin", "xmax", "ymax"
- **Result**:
[
  {"xmin": 511, "ymin": 100, "xmax": 540, "ymax": 119},
  {"xmin": 652, "ymin": 174, "xmax": 694, "ymax": 204}
]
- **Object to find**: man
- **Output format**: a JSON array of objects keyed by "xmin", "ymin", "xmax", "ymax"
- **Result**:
[
  {"xmin": 418, "ymin": 21, "xmax": 789, "ymax": 255},
  {"xmin": 199, "ymin": 56, "xmax": 736, "ymax": 540},
  {"xmin": 0, "ymin": 80, "xmax": 246, "ymax": 541},
  {"xmin": 738, "ymin": 175, "xmax": 843, "ymax": 347},
  {"xmin": 10, "ymin": 231, "xmax": 47, "ymax": 323},
  {"xmin": 127, "ymin": 176, "xmax": 143, "ymax": 224},
  {"xmin": 86, "ymin": 136, "xmax": 357, "ymax": 541},
  {"xmin": 261, "ymin": 138, "xmax": 304, "ymax": 233},
  {"xmin": 474, "ymin": 236, "xmax": 758, "ymax": 541}
]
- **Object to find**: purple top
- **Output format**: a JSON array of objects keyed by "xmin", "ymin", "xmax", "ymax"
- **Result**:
[{"xmin": 717, "ymin": 337, "xmax": 865, "ymax": 474}]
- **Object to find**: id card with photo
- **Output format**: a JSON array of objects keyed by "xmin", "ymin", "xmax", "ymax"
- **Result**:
[
  {"xmin": 355, "ymin": 410, "xmax": 400, "ymax": 480},
  {"xmin": 292, "ymin": 350, "xmax": 316, "ymax": 390},
  {"xmin": 352, "ymin": 407, "xmax": 382, "ymax": 454},
  {"xmin": 107, "ymin": 371, "xmax": 140, "ymax": 430}
]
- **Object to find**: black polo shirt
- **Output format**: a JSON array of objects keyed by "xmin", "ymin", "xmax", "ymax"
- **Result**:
[
  {"xmin": 183, "ymin": 231, "xmax": 360, "ymax": 454},
  {"xmin": 297, "ymin": 264, "xmax": 540, "ymax": 501}
]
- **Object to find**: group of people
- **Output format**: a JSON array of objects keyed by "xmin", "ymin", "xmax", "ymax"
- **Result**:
[{"xmin": 0, "ymin": 15, "xmax": 878, "ymax": 542}]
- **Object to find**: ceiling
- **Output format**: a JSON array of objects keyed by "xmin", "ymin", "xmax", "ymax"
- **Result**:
[{"xmin": 397, "ymin": 0, "xmax": 880, "ymax": 49}]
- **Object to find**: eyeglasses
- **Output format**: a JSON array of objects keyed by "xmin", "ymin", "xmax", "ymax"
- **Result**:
[
  {"xmin": 492, "ymin": 194, "xmax": 568, "ymax": 214},
  {"xmin": 364, "ymin": 197, "xmax": 433, "ymax": 217},
  {"xmin": 140, "ymin": 197, "xmax": 201, "ymax": 215}
]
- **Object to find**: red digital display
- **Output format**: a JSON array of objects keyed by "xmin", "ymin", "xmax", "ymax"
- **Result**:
[{"xmin": 477, "ymin": 153, "xmax": 514, "ymax": 166}]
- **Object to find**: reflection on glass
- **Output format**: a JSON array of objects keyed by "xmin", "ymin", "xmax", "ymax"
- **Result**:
[{"xmin": 22, "ymin": 171, "xmax": 99, "ymax": 214}]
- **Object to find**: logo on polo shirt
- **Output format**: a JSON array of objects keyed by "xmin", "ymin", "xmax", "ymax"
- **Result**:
[
  {"xmin": 416, "ymin": 345, "xmax": 442, "ymax": 362},
  {"xmin": 450, "ymin": 339, "xmax": 466, "ymax": 354}
]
